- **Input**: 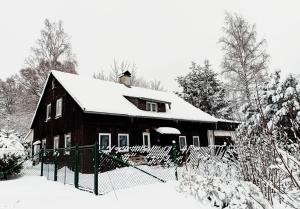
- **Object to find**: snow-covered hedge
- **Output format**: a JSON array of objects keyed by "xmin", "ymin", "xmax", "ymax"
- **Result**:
[
  {"xmin": 179, "ymin": 172, "xmax": 271, "ymax": 209},
  {"xmin": 178, "ymin": 160, "xmax": 271, "ymax": 209},
  {"xmin": 0, "ymin": 130, "xmax": 26, "ymax": 177}
]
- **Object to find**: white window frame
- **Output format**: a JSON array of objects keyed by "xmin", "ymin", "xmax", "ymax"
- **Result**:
[
  {"xmin": 51, "ymin": 79, "xmax": 55, "ymax": 89},
  {"xmin": 192, "ymin": 136, "xmax": 200, "ymax": 147},
  {"xmin": 179, "ymin": 136, "xmax": 187, "ymax": 151},
  {"xmin": 64, "ymin": 133, "xmax": 71, "ymax": 155},
  {"xmin": 53, "ymin": 135, "xmax": 59, "ymax": 150},
  {"xmin": 33, "ymin": 144, "xmax": 40, "ymax": 155},
  {"xmin": 142, "ymin": 132, "xmax": 151, "ymax": 149},
  {"xmin": 207, "ymin": 130, "xmax": 215, "ymax": 146},
  {"xmin": 146, "ymin": 102, "xmax": 158, "ymax": 112},
  {"xmin": 118, "ymin": 133, "xmax": 129, "ymax": 151},
  {"xmin": 99, "ymin": 133, "xmax": 111, "ymax": 152},
  {"xmin": 42, "ymin": 138, "xmax": 47, "ymax": 150},
  {"xmin": 41, "ymin": 138, "xmax": 47, "ymax": 156},
  {"xmin": 46, "ymin": 104, "xmax": 51, "ymax": 121},
  {"xmin": 55, "ymin": 98, "xmax": 63, "ymax": 118}
]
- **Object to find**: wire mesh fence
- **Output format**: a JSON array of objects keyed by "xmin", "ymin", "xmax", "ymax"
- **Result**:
[
  {"xmin": 2, "ymin": 144, "xmax": 237, "ymax": 195},
  {"xmin": 42, "ymin": 148, "xmax": 76, "ymax": 185}
]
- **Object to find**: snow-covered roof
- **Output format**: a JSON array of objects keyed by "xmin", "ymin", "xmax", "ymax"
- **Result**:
[
  {"xmin": 31, "ymin": 70, "xmax": 219, "ymax": 126},
  {"xmin": 216, "ymin": 118, "xmax": 241, "ymax": 124},
  {"xmin": 23, "ymin": 129, "xmax": 33, "ymax": 143},
  {"xmin": 155, "ymin": 127, "xmax": 181, "ymax": 135}
]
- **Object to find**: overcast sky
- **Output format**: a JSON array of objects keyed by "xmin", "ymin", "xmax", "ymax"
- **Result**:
[{"xmin": 0, "ymin": 0, "xmax": 299, "ymax": 91}]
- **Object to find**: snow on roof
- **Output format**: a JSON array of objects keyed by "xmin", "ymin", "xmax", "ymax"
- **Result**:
[
  {"xmin": 155, "ymin": 127, "xmax": 181, "ymax": 135},
  {"xmin": 32, "ymin": 140, "xmax": 41, "ymax": 145},
  {"xmin": 34, "ymin": 71, "xmax": 218, "ymax": 124},
  {"xmin": 216, "ymin": 118, "xmax": 241, "ymax": 124}
]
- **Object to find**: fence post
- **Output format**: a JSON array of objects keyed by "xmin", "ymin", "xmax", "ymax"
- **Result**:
[
  {"xmin": 94, "ymin": 141, "xmax": 99, "ymax": 195},
  {"xmin": 40, "ymin": 149, "xmax": 44, "ymax": 176},
  {"xmin": 74, "ymin": 144, "xmax": 79, "ymax": 189},
  {"xmin": 172, "ymin": 140, "xmax": 178, "ymax": 181},
  {"xmin": 54, "ymin": 151, "xmax": 58, "ymax": 181}
]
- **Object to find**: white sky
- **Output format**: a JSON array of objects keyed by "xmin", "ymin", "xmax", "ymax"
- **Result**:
[{"xmin": 0, "ymin": 0, "xmax": 299, "ymax": 91}]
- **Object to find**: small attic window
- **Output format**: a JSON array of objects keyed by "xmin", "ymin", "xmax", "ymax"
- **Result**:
[
  {"xmin": 146, "ymin": 102, "xmax": 157, "ymax": 112},
  {"xmin": 51, "ymin": 79, "xmax": 55, "ymax": 89}
]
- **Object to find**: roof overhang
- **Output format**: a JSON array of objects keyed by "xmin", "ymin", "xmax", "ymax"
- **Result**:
[
  {"xmin": 155, "ymin": 127, "xmax": 181, "ymax": 135},
  {"xmin": 30, "ymin": 72, "xmax": 52, "ymax": 128},
  {"xmin": 84, "ymin": 110, "xmax": 218, "ymax": 123}
]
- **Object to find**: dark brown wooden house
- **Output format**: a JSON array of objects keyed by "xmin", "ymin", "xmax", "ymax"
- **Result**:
[{"xmin": 30, "ymin": 70, "xmax": 238, "ymax": 154}]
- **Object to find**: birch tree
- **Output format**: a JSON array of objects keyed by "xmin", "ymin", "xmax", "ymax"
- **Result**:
[
  {"xmin": 19, "ymin": 19, "xmax": 77, "ymax": 103},
  {"xmin": 219, "ymin": 13, "xmax": 269, "ymax": 105}
]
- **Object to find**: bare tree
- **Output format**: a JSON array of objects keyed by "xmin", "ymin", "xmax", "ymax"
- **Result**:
[
  {"xmin": 19, "ymin": 19, "xmax": 77, "ymax": 103},
  {"xmin": 93, "ymin": 59, "xmax": 164, "ymax": 91},
  {"xmin": 219, "ymin": 12, "xmax": 269, "ymax": 105},
  {"xmin": 149, "ymin": 79, "xmax": 164, "ymax": 91},
  {"xmin": 108, "ymin": 59, "xmax": 137, "ymax": 82},
  {"xmin": 0, "ymin": 75, "xmax": 21, "ymax": 115},
  {"xmin": 93, "ymin": 70, "xmax": 108, "ymax": 81},
  {"xmin": 0, "ymin": 74, "xmax": 34, "ymax": 135}
]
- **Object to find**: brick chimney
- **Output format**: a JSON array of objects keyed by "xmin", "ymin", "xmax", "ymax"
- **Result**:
[{"xmin": 118, "ymin": 71, "xmax": 131, "ymax": 87}]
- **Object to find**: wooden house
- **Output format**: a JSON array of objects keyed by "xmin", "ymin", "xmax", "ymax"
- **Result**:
[{"xmin": 30, "ymin": 70, "xmax": 238, "ymax": 153}]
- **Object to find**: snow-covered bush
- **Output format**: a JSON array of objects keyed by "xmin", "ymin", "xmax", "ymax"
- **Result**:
[
  {"xmin": 179, "ymin": 160, "xmax": 271, "ymax": 209},
  {"xmin": 0, "ymin": 129, "xmax": 26, "ymax": 177},
  {"xmin": 235, "ymin": 71, "xmax": 300, "ymax": 208}
]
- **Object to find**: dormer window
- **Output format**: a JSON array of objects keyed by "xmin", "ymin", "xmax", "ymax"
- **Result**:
[{"xmin": 146, "ymin": 102, "xmax": 157, "ymax": 112}]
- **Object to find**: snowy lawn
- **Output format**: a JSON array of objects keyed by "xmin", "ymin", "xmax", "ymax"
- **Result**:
[
  {"xmin": 24, "ymin": 163, "xmax": 183, "ymax": 194},
  {"xmin": 0, "ymin": 176, "xmax": 213, "ymax": 209}
]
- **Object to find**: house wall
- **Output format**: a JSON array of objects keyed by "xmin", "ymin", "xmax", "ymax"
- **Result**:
[
  {"xmin": 32, "ymin": 75, "xmax": 84, "ymax": 149},
  {"xmin": 83, "ymin": 113, "xmax": 215, "ymax": 148}
]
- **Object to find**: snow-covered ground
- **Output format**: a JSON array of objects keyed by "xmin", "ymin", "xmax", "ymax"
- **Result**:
[
  {"xmin": 0, "ymin": 176, "xmax": 213, "ymax": 209},
  {"xmin": 23, "ymin": 162, "xmax": 183, "ymax": 194},
  {"xmin": 0, "ymin": 170, "xmax": 295, "ymax": 209}
]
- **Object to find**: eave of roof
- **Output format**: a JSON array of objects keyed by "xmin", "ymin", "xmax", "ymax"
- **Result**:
[
  {"xmin": 29, "ymin": 72, "xmax": 52, "ymax": 128},
  {"xmin": 83, "ymin": 110, "xmax": 217, "ymax": 123}
]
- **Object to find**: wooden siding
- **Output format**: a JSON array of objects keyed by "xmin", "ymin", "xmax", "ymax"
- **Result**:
[
  {"xmin": 83, "ymin": 114, "xmax": 214, "ymax": 148},
  {"xmin": 32, "ymin": 74, "xmax": 84, "ymax": 149}
]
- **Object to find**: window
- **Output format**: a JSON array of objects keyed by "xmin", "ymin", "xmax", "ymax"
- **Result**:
[
  {"xmin": 193, "ymin": 136, "xmax": 200, "ymax": 147},
  {"xmin": 99, "ymin": 133, "xmax": 111, "ymax": 151},
  {"xmin": 118, "ymin": 134, "xmax": 129, "ymax": 151},
  {"xmin": 46, "ymin": 104, "xmax": 51, "ymax": 121},
  {"xmin": 55, "ymin": 98, "xmax": 63, "ymax": 118},
  {"xmin": 207, "ymin": 130, "xmax": 215, "ymax": 146},
  {"xmin": 33, "ymin": 144, "xmax": 40, "ymax": 155},
  {"xmin": 179, "ymin": 136, "xmax": 187, "ymax": 151},
  {"xmin": 42, "ymin": 138, "xmax": 47, "ymax": 150},
  {"xmin": 146, "ymin": 102, "xmax": 157, "ymax": 112},
  {"xmin": 53, "ymin": 136, "xmax": 59, "ymax": 150},
  {"xmin": 64, "ymin": 133, "xmax": 71, "ymax": 155},
  {"xmin": 51, "ymin": 79, "xmax": 55, "ymax": 89},
  {"xmin": 143, "ymin": 132, "xmax": 151, "ymax": 148},
  {"xmin": 41, "ymin": 139, "xmax": 46, "ymax": 156}
]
